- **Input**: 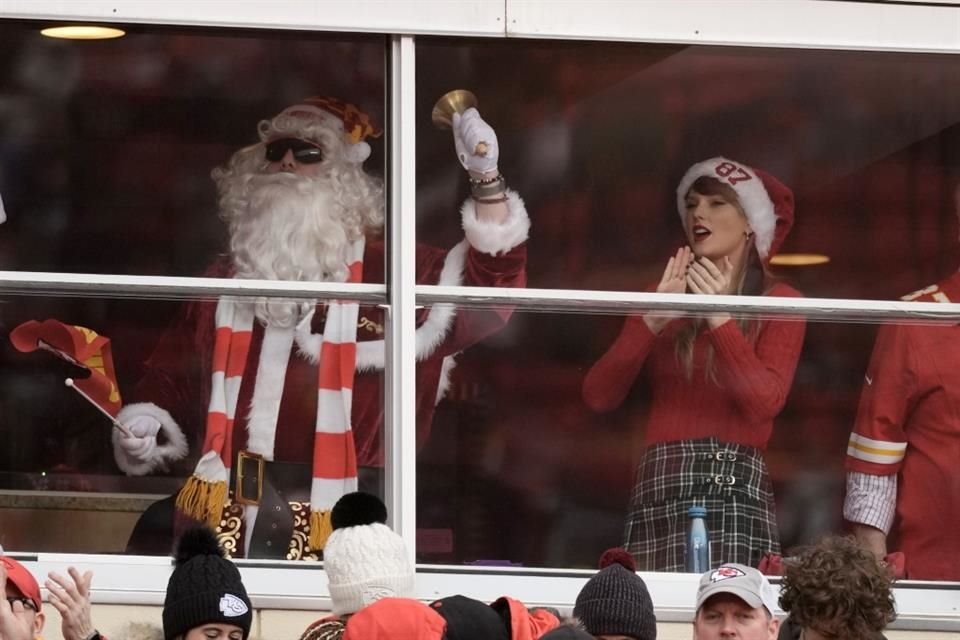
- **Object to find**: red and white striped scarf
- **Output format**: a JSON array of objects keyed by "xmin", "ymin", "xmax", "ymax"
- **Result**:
[{"xmin": 175, "ymin": 238, "xmax": 364, "ymax": 551}]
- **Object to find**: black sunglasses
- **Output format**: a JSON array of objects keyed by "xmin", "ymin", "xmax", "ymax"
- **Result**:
[
  {"xmin": 5, "ymin": 596, "xmax": 37, "ymax": 612},
  {"xmin": 265, "ymin": 138, "xmax": 324, "ymax": 164}
]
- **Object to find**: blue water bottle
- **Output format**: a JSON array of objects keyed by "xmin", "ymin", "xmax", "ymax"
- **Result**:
[{"xmin": 686, "ymin": 505, "xmax": 710, "ymax": 573}]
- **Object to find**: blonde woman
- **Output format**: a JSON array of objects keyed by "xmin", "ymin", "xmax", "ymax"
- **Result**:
[{"xmin": 583, "ymin": 157, "xmax": 806, "ymax": 571}]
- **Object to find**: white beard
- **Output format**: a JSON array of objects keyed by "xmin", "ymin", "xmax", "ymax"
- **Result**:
[{"xmin": 222, "ymin": 172, "xmax": 360, "ymax": 328}]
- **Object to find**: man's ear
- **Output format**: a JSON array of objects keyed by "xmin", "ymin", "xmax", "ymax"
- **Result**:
[
  {"xmin": 766, "ymin": 615, "xmax": 779, "ymax": 639},
  {"xmin": 33, "ymin": 610, "xmax": 45, "ymax": 635}
]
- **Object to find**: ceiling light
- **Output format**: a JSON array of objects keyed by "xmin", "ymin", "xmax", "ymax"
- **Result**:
[
  {"xmin": 769, "ymin": 253, "xmax": 830, "ymax": 267},
  {"xmin": 41, "ymin": 26, "xmax": 126, "ymax": 40}
]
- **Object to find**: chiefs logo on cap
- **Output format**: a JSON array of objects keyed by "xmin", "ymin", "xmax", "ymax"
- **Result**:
[{"xmin": 710, "ymin": 566, "xmax": 747, "ymax": 582}]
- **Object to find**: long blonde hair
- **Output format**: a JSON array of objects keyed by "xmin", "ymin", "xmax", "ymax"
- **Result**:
[{"xmin": 675, "ymin": 176, "xmax": 772, "ymax": 382}]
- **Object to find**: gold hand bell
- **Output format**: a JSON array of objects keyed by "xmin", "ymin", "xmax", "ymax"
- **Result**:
[{"xmin": 432, "ymin": 89, "xmax": 488, "ymax": 157}]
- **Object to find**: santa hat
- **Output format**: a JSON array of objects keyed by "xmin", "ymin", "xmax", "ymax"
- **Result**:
[
  {"xmin": 323, "ymin": 492, "xmax": 415, "ymax": 615},
  {"xmin": 676, "ymin": 157, "xmax": 794, "ymax": 260},
  {"xmin": 260, "ymin": 96, "xmax": 382, "ymax": 164}
]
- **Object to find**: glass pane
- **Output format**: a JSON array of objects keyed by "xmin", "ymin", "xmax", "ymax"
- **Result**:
[
  {"xmin": 1, "ymin": 291, "xmax": 384, "ymax": 558},
  {"xmin": 416, "ymin": 305, "xmax": 959, "ymax": 584},
  {"xmin": 415, "ymin": 38, "xmax": 960, "ymax": 298},
  {"xmin": 0, "ymin": 20, "xmax": 386, "ymax": 278}
]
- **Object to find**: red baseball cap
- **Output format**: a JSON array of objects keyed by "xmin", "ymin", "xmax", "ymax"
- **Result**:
[{"xmin": 2, "ymin": 557, "xmax": 42, "ymax": 611}]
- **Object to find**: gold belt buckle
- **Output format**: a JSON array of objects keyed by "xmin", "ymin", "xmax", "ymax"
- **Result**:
[{"xmin": 235, "ymin": 450, "xmax": 264, "ymax": 506}]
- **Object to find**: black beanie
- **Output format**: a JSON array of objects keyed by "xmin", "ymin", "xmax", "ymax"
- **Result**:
[
  {"xmin": 573, "ymin": 548, "xmax": 657, "ymax": 640},
  {"xmin": 430, "ymin": 595, "xmax": 510, "ymax": 640},
  {"xmin": 163, "ymin": 527, "xmax": 253, "ymax": 640}
]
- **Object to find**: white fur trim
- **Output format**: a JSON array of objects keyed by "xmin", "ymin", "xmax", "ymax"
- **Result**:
[
  {"xmin": 245, "ymin": 326, "xmax": 295, "ymax": 459},
  {"xmin": 343, "ymin": 140, "xmax": 371, "ymax": 164},
  {"xmin": 295, "ymin": 241, "xmax": 468, "ymax": 372},
  {"xmin": 295, "ymin": 307, "xmax": 324, "ymax": 361},
  {"xmin": 113, "ymin": 403, "xmax": 188, "ymax": 476},
  {"xmin": 435, "ymin": 355, "xmax": 457, "ymax": 404},
  {"xmin": 676, "ymin": 156, "xmax": 776, "ymax": 258},
  {"xmin": 461, "ymin": 189, "xmax": 530, "ymax": 256}
]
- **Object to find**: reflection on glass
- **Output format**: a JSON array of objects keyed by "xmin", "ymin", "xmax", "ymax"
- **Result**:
[
  {"xmin": 1, "ymin": 291, "xmax": 392, "ymax": 558},
  {"xmin": 0, "ymin": 22, "xmax": 385, "ymax": 277},
  {"xmin": 416, "ymin": 39, "xmax": 960, "ymax": 301},
  {"xmin": 0, "ymin": 21, "xmax": 395, "ymax": 559},
  {"xmin": 416, "ymin": 307, "xmax": 901, "ymax": 572}
]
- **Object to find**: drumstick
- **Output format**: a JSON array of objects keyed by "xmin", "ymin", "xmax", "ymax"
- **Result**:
[{"xmin": 64, "ymin": 378, "xmax": 132, "ymax": 437}]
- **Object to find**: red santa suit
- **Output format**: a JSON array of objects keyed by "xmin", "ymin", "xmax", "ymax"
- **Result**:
[
  {"xmin": 845, "ymin": 271, "xmax": 960, "ymax": 580},
  {"xmin": 113, "ymin": 193, "xmax": 529, "ymax": 557}
]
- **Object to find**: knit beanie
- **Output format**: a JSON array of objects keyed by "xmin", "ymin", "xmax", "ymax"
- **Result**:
[
  {"xmin": 540, "ymin": 627, "xmax": 594, "ymax": 640},
  {"xmin": 430, "ymin": 595, "xmax": 509, "ymax": 640},
  {"xmin": 324, "ymin": 492, "xmax": 415, "ymax": 615},
  {"xmin": 163, "ymin": 527, "xmax": 253, "ymax": 640},
  {"xmin": 573, "ymin": 548, "xmax": 657, "ymax": 640}
]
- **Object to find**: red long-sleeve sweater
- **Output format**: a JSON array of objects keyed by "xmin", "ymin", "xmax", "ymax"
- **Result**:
[{"xmin": 582, "ymin": 283, "xmax": 805, "ymax": 450}]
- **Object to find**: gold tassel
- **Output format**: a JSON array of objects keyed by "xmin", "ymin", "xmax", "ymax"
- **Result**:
[
  {"xmin": 176, "ymin": 476, "xmax": 227, "ymax": 529},
  {"xmin": 309, "ymin": 510, "xmax": 334, "ymax": 550}
]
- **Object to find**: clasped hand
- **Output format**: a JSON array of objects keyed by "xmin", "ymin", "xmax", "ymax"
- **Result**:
[{"xmin": 643, "ymin": 247, "xmax": 735, "ymax": 332}]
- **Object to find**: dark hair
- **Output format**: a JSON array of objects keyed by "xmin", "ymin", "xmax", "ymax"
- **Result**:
[
  {"xmin": 675, "ymin": 176, "xmax": 772, "ymax": 381},
  {"xmin": 779, "ymin": 536, "xmax": 896, "ymax": 638}
]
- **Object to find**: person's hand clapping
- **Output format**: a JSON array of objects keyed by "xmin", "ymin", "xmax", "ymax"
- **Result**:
[
  {"xmin": 643, "ymin": 247, "xmax": 694, "ymax": 334},
  {"xmin": 46, "ymin": 567, "xmax": 96, "ymax": 640},
  {"xmin": 686, "ymin": 255, "xmax": 736, "ymax": 329}
]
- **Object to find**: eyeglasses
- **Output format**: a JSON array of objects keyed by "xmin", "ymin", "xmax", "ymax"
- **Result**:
[
  {"xmin": 5, "ymin": 596, "xmax": 37, "ymax": 612},
  {"xmin": 265, "ymin": 138, "xmax": 324, "ymax": 164}
]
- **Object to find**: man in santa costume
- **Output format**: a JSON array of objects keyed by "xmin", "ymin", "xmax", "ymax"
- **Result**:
[
  {"xmin": 112, "ymin": 97, "xmax": 528, "ymax": 559},
  {"xmin": 844, "ymin": 183, "xmax": 960, "ymax": 580}
]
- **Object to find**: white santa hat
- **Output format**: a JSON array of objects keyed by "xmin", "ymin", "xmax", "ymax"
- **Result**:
[{"xmin": 676, "ymin": 157, "xmax": 794, "ymax": 260}]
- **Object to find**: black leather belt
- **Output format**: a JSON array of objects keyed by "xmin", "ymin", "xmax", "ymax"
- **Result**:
[
  {"xmin": 233, "ymin": 451, "xmax": 312, "ymax": 559},
  {"xmin": 235, "ymin": 450, "xmax": 311, "ymax": 505}
]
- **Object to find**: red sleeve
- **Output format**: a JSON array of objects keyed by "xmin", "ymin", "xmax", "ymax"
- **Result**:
[
  {"xmin": 705, "ymin": 286, "xmax": 806, "ymax": 423},
  {"xmin": 582, "ymin": 316, "xmax": 658, "ymax": 413},
  {"xmin": 422, "ymin": 241, "xmax": 528, "ymax": 358},
  {"xmin": 845, "ymin": 322, "xmax": 915, "ymax": 476}
]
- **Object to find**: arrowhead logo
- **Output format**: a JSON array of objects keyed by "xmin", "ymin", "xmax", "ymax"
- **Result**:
[{"xmin": 219, "ymin": 594, "xmax": 249, "ymax": 617}]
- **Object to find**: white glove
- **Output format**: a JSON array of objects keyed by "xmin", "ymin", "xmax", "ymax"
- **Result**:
[
  {"xmin": 117, "ymin": 414, "xmax": 162, "ymax": 461},
  {"xmin": 453, "ymin": 107, "xmax": 499, "ymax": 175}
]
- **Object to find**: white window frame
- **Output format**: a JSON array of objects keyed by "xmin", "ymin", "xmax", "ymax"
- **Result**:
[{"xmin": 2, "ymin": 0, "xmax": 960, "ymax": 631}]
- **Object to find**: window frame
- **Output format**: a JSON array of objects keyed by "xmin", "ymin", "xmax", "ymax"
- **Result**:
[{"xmin": 2, "ymin": 0, "xmax": 960, "ymax": 631}]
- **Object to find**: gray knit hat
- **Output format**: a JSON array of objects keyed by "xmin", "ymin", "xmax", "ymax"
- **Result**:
[{"xmin": 573, "ymin": 548, "xmax": 656, "ymax": 640}]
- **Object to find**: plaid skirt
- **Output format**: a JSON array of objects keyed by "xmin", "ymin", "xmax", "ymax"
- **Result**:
[{"xmin": 624, "ymin": 438, "xmax": 780, "ymax": 572}]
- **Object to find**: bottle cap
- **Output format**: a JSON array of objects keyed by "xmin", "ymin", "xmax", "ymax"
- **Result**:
[{"xmin": 688, "ymin": 506, "xmax": 707, "ymax": 518}]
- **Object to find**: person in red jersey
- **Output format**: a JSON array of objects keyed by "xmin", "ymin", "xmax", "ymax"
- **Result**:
[
  {"xmin": 583, "ymin": 157, "xmax": 805, "ymax": 571},
  {"xmin": 845, "ymin": 184, "xmax": 960, "ymax": 580}
]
